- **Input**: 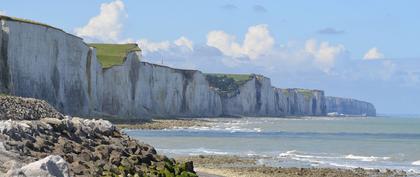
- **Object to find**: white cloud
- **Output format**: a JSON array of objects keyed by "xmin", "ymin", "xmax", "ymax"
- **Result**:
[
  {"xmin": 363, "ymin": 47, "xmax": 384, "ymax": 60},
  {"xmin": 137, "ymin": 39, "xmax": 171, "ymax": 53},
  {"xmin": 207, "ymin": 24, "xmax": 274, "ymax": 60},
  {"xmin": 75, "ymin": 0, "xmax": 126, "ymax": 42},
  {"xmin": 304, "ymin": 39, "xmax": 345, "ymax": 72},
  {"xmin": 135, "ymin": 36, "xmax": 194, "ymax": 54},
  {"xmin": 174, "ymin": 36, "xmax": 194, "ymax": 51},
  {"xmin": 0, "ymin": 11, "xmax": 5, "ymax": 16}
]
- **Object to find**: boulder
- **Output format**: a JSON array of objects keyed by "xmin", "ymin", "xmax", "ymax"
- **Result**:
[{"xmin": 6, "ymin": 155, "xmax": 70, "ymax": 177}]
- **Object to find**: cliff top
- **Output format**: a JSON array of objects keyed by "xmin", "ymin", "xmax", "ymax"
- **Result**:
[
  {"xmin": 205, "ymin": 73, "xmax": 253, "ymax": 84},
  {"xmin": 0, "ymin": 15, "xmax": 55, "ymax": 29},
  {"xmin": 0, "ymin": 15, "xmax": 83, "ymax": 41},
  {"xmin": 88, "ymin": 43, "xmax": 141, "ymax": 68},
  {"xmin": 205, "ymin": 74, "xmax": 254, "ymax": 95}
]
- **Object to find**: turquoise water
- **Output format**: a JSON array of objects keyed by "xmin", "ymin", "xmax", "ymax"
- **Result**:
[{"xmin": 126, "ymin": 116, "xmax": 420, "ymax": 174}]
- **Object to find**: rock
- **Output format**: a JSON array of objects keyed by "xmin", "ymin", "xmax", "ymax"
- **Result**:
[
  {"xmin": 0, "ymin": 95, "xmax": 196, "ymax": 176},
  {"xmin": 0, "ymin": 96, "xmax": 63, "ymax": 120},
  {"xmin": 6, "ymin": 155, "xmax": 70, "ymax": 177}
]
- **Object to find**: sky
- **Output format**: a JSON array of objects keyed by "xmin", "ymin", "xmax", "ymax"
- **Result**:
[{"xmin": 1, "ymin": 0, "xmax": 420, "ymax": 115}]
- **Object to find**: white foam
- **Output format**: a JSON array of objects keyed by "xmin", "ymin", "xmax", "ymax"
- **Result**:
[
  {"xmin": 159, "ymin": 147, "xmax": 229, "ymax": 156},
  {"xmin": 345, "ymin": 154, "xmax": 391, "ymax": 162},
  {"xmin": 412, "ymin": 160, "xmax": 420, "ymax": 166},
  {"xmin": 277, "ymin": 150, "xmax": 400, "ymax": 170},
  {"xmin": 169, "ymin": 124, "xmax": 262, "ymax": 133}
]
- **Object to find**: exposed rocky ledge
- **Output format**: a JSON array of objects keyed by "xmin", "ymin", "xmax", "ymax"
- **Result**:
[{"xmin": 0, "ymin": 95, "xmax": 197, "ymax": 177}]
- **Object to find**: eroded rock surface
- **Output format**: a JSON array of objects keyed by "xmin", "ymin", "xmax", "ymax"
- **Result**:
[
  {"xmin": 0, "ymin": 95, "xmax": 197, "ymax": 176},
  {"xmin": 0, "ymin": 95, "xmax": 63, "ymax": 120}
]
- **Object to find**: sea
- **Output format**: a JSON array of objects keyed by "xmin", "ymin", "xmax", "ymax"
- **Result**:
[{"xmin": 125, "ymin": 116, "xmax": 420, "ymax": 175}]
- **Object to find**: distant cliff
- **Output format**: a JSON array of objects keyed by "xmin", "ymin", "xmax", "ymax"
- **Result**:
[
  {"xmin": 206, "ymin": 74, "xmax": 326, "ymax": 116},
  {"xmin": 326, "ymin": 96, "xmax": 376, "ymax": 116},
  {"xmin": 0, "ymin": 16, "xmax": 375, "ymax": 119}
]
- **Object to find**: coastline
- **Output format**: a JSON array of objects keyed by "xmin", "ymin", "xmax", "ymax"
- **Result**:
[
  {"xmin": 115, "ymin": 118, "xmax": 210, "ymax": 130},
  {"xmin": 176, "ymin": 155, "xmax": 408, "ymax": 177},
  {"xmin": 121, "ymin": 118, "xmax": 414, "ymax": 177}
]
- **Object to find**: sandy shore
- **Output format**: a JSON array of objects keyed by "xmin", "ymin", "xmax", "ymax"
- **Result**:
[
  {"xmin": 176, "ymin": 155, "xmax": 408, "ymax": 177},
  {"xmin": 116, "ymin": 118, "xmax": 210, "ymax": 130}
]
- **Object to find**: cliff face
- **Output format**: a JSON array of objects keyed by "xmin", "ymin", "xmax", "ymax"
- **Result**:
[
  {"xmin": 0, "ymin": 18, "xmax": 223, "ymax": 119},
  {"xmin": 1, "ymin": 19, "xmax": 91, "ymax": 116},
  {"xmin": 96, "ymin": 55, "xmax": 222, "ymax": 118},
  {"xmin": 273, "ymin": 88, "xmax": 326, "ymax": 116},
  {"xmin": 212, "ymin": 75, "xmax": 326, "ymax": 116},
  {"xmin": 326, "ymin": 96, "xmax": 376, "ymax": 116},
  {"xmin": 0, "ymin": 17, "xmax": 375, "ymax": 119}
]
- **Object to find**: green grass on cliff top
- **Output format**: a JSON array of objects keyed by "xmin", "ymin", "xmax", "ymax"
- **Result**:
[
  {"xmin": 205, "ymin": 73, "xmax": 253, "ymax": 83},
  {"xmin": 88, "ymin": 43, "xmax": 141, "ymax": 68}
]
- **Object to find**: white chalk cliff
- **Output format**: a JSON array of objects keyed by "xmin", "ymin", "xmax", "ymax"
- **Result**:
[{"xmin": 0, "ymin": 16, "xmax": 376, "ymax": 118}]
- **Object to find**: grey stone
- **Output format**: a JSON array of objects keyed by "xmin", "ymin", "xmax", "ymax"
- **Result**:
[{"xmin": 6, "ymin": 155, "xmax": 70, "ymax": 177}]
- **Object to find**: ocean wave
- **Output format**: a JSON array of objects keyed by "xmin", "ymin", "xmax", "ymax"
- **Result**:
[
  {"xmin": 345, "ymin": 154, "xmax": 391, "ymax": 162},
  {"xmin": 277, "ymin": 150, "xmax": 398, "ymax": 170},
  {"xmin": 169, "ymin": 125, "xmax": 262, "ymax": 133},
  {"xmin": 159, "ymin": 147, "xmax": 229, "ymax": 156},
  {"xmin": 412, "ymin": 160, "xmax": 420, "ymax": 166}
]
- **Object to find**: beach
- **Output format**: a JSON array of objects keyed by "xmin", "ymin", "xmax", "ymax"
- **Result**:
[
  {"xmin": 176, "ymin": 155, "xmax": 408, "ymax": 177},
  {"xmin": 121, "ymin": 117, "xmax": 420, "ymax": 176}
]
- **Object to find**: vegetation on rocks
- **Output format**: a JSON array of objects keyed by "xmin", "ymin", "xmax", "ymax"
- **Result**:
[
  {"xmin": 89, "ymin": 43, "xmax": 141, "ymax": 68},
  {"xmin": 205, "ymin": 74, "xmax": 254, "ymax": 95},
  {"xmin": 296, "ymin": 89, "xmax": 314, "ymax": 101}
]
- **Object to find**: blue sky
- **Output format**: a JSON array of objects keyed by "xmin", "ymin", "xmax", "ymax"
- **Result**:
[{"xmin": 2, "ymin": 0, "xmax": 420, "ymax": 114}]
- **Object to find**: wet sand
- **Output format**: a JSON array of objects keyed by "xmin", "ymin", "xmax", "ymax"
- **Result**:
[
  {"xmin": 176, "ymin": 155, "xmax": 408, "ymax": 177},
  {"xmin": 116, "ymin": 118, "xmax": 210, "ymax": 130}
]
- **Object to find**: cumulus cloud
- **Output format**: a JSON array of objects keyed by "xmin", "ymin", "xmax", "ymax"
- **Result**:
[
  {"xmin": 304, "ymin": 39, "xmax": 346, "ymax": 72},
  {"xmin": 75, "ymin": 0, "xmax": 126, "ymax": 42},
  {"xmin": 137, "ymin": 39, "xmax": 171, "ymax": 53},
  {"xmin": 134, "ymin": 25, "xmax": 346, "ymax": 75},
  {"xmin": 136, "ymin": 36, "xmax": 194, "ymax": 54},
  {"xmin": 0, "ymin": 11, "xmax": 5, "ymax": 16},
  {"xmin": 317, "ymin": 27, "xmax": 345, "ymax": 35},
  {"xmin": 174, "ymin": 36, "xmax": 194, "ymax": 51},
  {"xmin": 253, "ymin": 5, "xmax": 267, "ymax": 13},
  {"xmin": 207, "ymin": 24, "xmax": 274, "ymax": 60},
  {"xmin": 363, "ymin": 47, "xmax": 384, "ymax": 60}
]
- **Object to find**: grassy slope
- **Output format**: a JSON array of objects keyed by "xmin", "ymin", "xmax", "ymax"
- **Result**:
[
  {"xmin": 88, "ymin": 43, "xmax": 141, "ymax": 68},
  {"xmin": 205, "ymin": 73, "xmax": 252, "ymax": 85},
  {"xmin": 204, "ymin": 74, "xmax": 253, "ymax": 94}
]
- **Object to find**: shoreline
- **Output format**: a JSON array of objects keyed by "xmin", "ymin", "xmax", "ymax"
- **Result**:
[
  {"xmin": 115, "ymin": 118, "xmax": 211, "ymax": 130},
  {"xmin": 119, "ymin": 118, "xmax": 415, "ymax": 176},
  {"xmin": 176, "ymin": 155, "xmax": 409, "ymax": 177},
  {"xmin": 114, "ymin": 116, "xmax": 373, "ymax": 130}
]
